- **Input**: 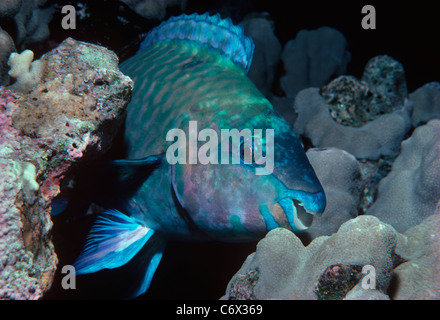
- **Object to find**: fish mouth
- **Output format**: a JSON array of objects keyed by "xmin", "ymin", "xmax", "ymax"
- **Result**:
[{"xmin": 277, "ymin": 197, "xmax": 318, "ymax": 232}]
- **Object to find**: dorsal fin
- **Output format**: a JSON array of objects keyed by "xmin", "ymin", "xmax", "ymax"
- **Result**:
[{"xmin": 138, "ymin": 12, "xmax": 255, "ymax": 73}]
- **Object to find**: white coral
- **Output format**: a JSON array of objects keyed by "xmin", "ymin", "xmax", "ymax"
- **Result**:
[
  {"xmin": 20, "ymin": 161, "xmax": 39, "ymax": 204},
  {"xmin": 7, "ymin": 49, "xmax": 43, "ymax": 93}
]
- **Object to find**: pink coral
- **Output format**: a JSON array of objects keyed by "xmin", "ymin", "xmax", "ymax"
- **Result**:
[{"xmin": 0, "ymin": 87, "xmax": 20, "ymax": 141}]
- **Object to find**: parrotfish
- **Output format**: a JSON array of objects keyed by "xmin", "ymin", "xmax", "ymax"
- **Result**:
[{"xmin": 73, "ymin": 13, "xmax": 326, "ymax": 298}]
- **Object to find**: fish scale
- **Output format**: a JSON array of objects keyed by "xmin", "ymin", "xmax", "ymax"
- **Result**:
[{"xmin": 121, "ymin": 40, "xmax": 264, "ymax": 159}]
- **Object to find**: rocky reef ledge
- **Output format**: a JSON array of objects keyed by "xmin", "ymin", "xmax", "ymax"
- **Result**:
[{"xmin": 0, "ymin": 38, "xmax": 133, "ymax": 299}]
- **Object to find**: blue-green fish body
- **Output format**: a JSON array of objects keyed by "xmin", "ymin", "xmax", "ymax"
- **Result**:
[{"xmin": 73, "ymin": 13, "xmax": 326, "ymax": 297}]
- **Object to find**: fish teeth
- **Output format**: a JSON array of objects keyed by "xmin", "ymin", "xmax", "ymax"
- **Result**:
[{"xmin": 296, "ymin": 199, "xmax": 317, "ymax": 216}]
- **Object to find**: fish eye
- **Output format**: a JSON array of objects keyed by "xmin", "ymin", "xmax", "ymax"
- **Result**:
[
  {"xmin": 240, "ymin": 141, "xmax": 253, "ymax": 163},
  {"xmin": 239, "ymin": 139, "xmax": 263, "ymax": 167}
]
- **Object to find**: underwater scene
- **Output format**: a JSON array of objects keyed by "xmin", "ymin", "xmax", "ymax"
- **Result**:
[{"xmin": 0, "ymin": 0, "xmax": 439, "ymax": 303}]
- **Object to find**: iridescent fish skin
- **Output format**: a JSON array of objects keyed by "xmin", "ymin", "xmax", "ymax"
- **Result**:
[{"xmin": 119, "ymin": 14, "xmax": 326, "ymax": 241}]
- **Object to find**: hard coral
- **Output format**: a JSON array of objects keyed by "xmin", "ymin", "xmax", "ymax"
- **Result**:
[
  {"xmin": 0, "ymin": 0, "xmax": 22, "ymax": 18},
  {"xmin": 223, "ymin": 216, "xmax": 397, "ymax": 300},
  {"xmin": 392, "ymin": 207, "xmax": 440, "ymax": 299},
  {"xmin": 367, "ymin": 120, "xmax": 440, "ymax": 232},
  {"xmin": 303, "ymin": 148, "xmax": 364, "ymax": 240},
  {"xmin": 293, "ymin": 55, "xmax": 412, "ymax": 161},
  {"xmin": 19, "ymin": 0, "xmax": 53, "ymax": 48},
  {"xmin": 294, "ymin": 87, "xmax": 412, "ymax": 160},
  {"xmin": 280, "ymin": 26, "xmax": 351, "ymax": 99},
  {"xmin": 0, "ymin": 0, "xmax": 54, "ymax": 50},
  {"xmin": 410, "ymin": 82, "xmax": 440, "ymax": 127},
  {"xmin": 7, "ymin": 49, "xmax": 43, "ymax": 93},
  {"xmin": 0, "ymin": 28, "xmax": 16, "ymax": 86}
]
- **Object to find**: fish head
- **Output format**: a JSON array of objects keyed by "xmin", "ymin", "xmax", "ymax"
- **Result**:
[{"xmin": 170, "ymin": 113, "xmax": 326, "ymax": 241}]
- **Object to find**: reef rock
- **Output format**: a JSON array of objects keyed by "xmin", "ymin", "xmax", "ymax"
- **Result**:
[
  {"xmin": 320, "ymin": 75, "xmax": 374, "ymax": 127},
  {"xmin": 367, "ymin": 120, "xmax": 440, "ymax": 233},
  {"xmin": 223, "ymin": 216, "xmax": 397, "ymax": 300},
  {"xmin": 303, "ymin": 148, "xmax": 364, "ymax": 240},
  {"xmin": 410, "ymin": 82, "xmax": 440, "ymax": 127},
  {"xmin": 321, "ymin": 73, "xmax": 407, "ymax": 128},
  {"xmin": 361, "ymin": 55, "xmax": 408, "ymax": 110},
  {"xmin": 0, "ymin": 38, "xmax": 133, "ymax": 299},
  {"xmin": 280, "ymin": 26, "xmax": 351, "ymax": 99}
]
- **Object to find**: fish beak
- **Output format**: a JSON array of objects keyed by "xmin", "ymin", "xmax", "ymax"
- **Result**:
[{"xmin": 278, "ymin": 197, "xmax": 320, "ymax": 232}]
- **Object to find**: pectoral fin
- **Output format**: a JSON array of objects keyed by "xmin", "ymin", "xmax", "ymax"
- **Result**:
[{"xmin": 73, "ymin": 209, "xmax": 166, "ymax": 297}]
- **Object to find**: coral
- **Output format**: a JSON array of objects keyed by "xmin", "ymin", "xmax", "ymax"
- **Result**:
[
  {"xmin": 0, "ymin": 28, "xmax": 16, "ymax": 86},
  {"xmin": 15, "ymin": 0, "xmax": 54, "ymax": 48},
  {"xmin": 280, "ymin": 26, "xmax": 351, "ymax": 99},
  {"xmin": 0, "ymin": 0, "xmax": 54, "ymax": 50},
  {"xmin": 302, "ymin": 148, "xmax": 364, "ymax": 240},
  {"xmin": 292, "ymin": 55, "xmax": 414, "ymax": 160},
  {"xmin": 0, "ymin": 38, "xmax": 133, "ymax": 299},
  {"xmin": 7, "ymin": 49, "xmax": 43, "ymax": 93},
  {"xmin": 367, "ymin": 120, "xmax": 440, "ymax": 233},
  {"xmin": 241, "ymin": 13, "xmax": 281, "ymax": 98},
  {"xmin": 0, "ymin": 0, "xmax": 22, "ymax": 18},
  {"xmin": 120, "ymin": 0, "xmax": 187, "ymax": 20},
  {"xmin": 21, "ymin": 162, "xmax": 40, "ymax": 204},
  {"xmin": 224, "ymin": 185, "xmax": 440, "ymax": 301},
  {"xmin": 7, "ymin": 50, "xmax": 34, "ymax": 79},
  {"xmin": 223, "ymin": 216, "xmax": 397, "ymax": 300},
  {"xmin": 344, "ymin": 283, "xmax": 390, "ymax": 300},
  {"xmin": 293, "ymin": 87, "xmax": 413, "ymax": 160},
  {"xmin": 410, "ymin": 82, "xmax": 440, "ymax": 127},
  {"xmin": 392, "ymin": 208, "xmax": 440, "ymax": 300}
]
